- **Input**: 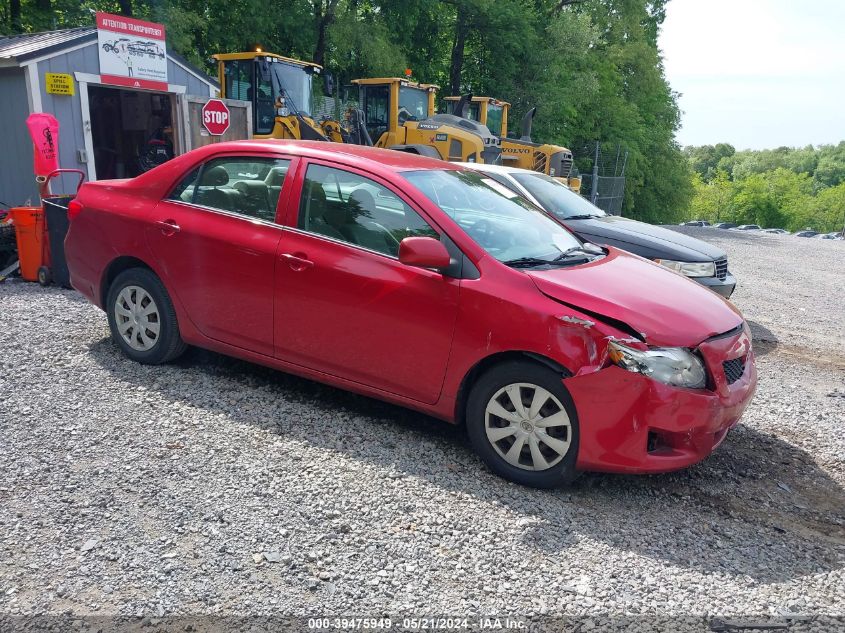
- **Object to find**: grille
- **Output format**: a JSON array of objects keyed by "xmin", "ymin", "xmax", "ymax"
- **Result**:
[
  {"xmin": 723, "ymin": 356, "xmax": 745, "ymax": 385},
  {"xmin": 557, "ymin": 156, "xmax": 574, "ymax": 179},
  {"xmin": 715, "ymin": 257, "xmax": 728, "ymax": 280}
]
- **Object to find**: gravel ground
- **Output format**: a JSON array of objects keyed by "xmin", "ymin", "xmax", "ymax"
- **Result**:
[{"xmin": 1, "ymin": 231, "xmax": 843, "ymax": 631}]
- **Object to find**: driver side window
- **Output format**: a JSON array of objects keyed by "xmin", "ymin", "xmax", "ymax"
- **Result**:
[{"xmin": 298, "ymin": 163, "xmax": 438, "ymax": 257}]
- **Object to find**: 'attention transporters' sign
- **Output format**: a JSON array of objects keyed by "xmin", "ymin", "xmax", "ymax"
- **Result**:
[{"xmin": 96, "ymin": 12, "xmax": 168, "ymax": 91}]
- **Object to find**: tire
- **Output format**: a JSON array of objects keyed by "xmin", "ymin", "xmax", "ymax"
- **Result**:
[
  {"xmin": 466, "ymin": 360, "xmax": 580, "ymax": 488},
  {"xmin": 106, "ymin": 268, "xmax": 186, "ymax": 365},
  {"xmin": 37, "ymin": 266, "xmax": 52, "ymax": 287}
]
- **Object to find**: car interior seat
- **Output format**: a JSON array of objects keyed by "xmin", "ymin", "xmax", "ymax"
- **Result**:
[
  {"xmin": 265, "ymin": 166, "xmax": 288, "ymax": 205},
  {"xmin": 232, "ymin": 180, "xmax": 273, "ymax": 220},
  {"xmin": 340, "ymin": 188, "xmax": 400, "ymax": 255},
  {"xmin": 195, "ymin": 166, "xmax": 232, "ymax": 210},
  {"xmin": 303, "ymin": 184, "xmax": 344, "ymax": 240}
]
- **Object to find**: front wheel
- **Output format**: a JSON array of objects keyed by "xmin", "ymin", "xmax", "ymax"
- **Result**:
[
  {"xmin": 106, "ymin": 268, "xmax": 186, "ymax": 364},
  {"xmin": 467, "ymin": 361, "xmax": 580, "ymax": 488}
]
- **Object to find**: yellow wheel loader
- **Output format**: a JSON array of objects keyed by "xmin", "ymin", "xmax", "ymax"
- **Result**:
[
  {"xmin": 352, "ymin": 77, "xmax": 501, "ymax": 164},
  {"xmin": 213, "ymin": 52, "xmax": 331, "ymax": 141},
  {"xmin": 444, "ymin": 95, "xmax": 578, "ymax": 188},
  {"xmin": 443, "ymin": 95, "xmax": 511, "ymax": 137},
  {"xmin": 214, "ymin": 52, "xmax": 502, "ymax": 165}
]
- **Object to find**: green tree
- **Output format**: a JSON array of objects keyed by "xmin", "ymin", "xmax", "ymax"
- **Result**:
[
  {"xmin": 685, "ymin": 143, "xmax": 735, "ymax": 182},
  {"xmin": 814, "ymin": 142, "xmax": 845, "ymax": 189},
  {"xmin": 688, "ymin": 170, "xmax": 733, "ymax": 222},
  {"xmin": 803, "ymin": 182, "xmax": 845, "ymax": 232},
  {"xmin": 730, "ymin": 173, "xmax": 782, "ymax": 227}
]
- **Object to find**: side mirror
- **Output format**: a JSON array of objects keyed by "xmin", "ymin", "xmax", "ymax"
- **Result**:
[{"xmin": 398, "ymin": 237, "xmax": 450, "ymax": 270}]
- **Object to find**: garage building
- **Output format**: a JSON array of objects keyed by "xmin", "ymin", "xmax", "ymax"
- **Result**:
[{"xmin": 0, "ymin": 27, "xmax": 219, "ymax": 205}]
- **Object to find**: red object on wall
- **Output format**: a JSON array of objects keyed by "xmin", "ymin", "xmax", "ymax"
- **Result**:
[
  {"xmin": 202, "ymin": 99, "xmax": 231, "ymax": 136},
  {"xmin": 26, "ymin": 113, "xmax": 60, "ymax": 179}
]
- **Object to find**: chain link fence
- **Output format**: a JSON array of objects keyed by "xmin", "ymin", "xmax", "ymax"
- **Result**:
[
  {"xmin": 571, "ymin": 142, "xmax": 628, "ymax": 216},
  {"xmin": 579, "ymin": 174, "xmax": 626, "ymax": 215}
]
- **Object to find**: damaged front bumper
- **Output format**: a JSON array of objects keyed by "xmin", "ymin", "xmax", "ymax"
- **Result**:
[{"xmin": 564, "ymin": 329, "xmax": 757, "ymax": 474}]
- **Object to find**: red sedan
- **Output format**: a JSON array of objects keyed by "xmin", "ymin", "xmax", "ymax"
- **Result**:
[{"xmin": 64, "ymin": 140, "xmax": 756, "ymax": 488}]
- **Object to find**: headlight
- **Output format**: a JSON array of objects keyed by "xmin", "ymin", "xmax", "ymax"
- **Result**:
[
  {"xmin": 607, "ymin": 341, "xmax": 707, "ymax": 389},
  {"xmin": 656, "ymin": 259, "xmax": 715, "ymax": 278}
]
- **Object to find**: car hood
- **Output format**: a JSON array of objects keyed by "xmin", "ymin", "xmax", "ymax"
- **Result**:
[
  {"xmin": 527, "ymin": 249, "xmax": 743, "ymax": 347},
  {"xmin": 564, "ymin": 216, "xmax": 725, "ymax": 261}
]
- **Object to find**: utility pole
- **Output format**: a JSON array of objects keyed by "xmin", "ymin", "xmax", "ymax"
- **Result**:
[
  {"xmin": 590, "ymin": 141, "xmax": 600, "ymax": 205},
  {"xmin": 841, "ymin": 204, "xmax": 845, "ymax": 238}
]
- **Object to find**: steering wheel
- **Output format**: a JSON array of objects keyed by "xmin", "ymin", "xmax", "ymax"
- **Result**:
[
  {"xmin": 398, "ymin": 107, "xmax": 418, "ymax": 124},
  {"xmin": 470, "ymin": 219, "xmax": 493, "ymax": 240},
  {"xmin": 470, "ymin": 219, "xmax": 513, "ymax": 252}
]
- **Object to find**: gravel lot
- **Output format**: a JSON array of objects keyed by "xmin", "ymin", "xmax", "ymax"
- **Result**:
[{"xmin": 1, "ymin": 230, "xmax": 843, "ymax": 630}]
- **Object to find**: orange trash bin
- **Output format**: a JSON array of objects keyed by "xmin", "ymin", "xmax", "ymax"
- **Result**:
[{"xmin": 10, "ymin": 207, "xmax": 45, "ymax": 282}]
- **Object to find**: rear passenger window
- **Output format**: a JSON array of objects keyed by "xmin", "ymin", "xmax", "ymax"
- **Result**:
[
  {"xmin": 298, "ymin": 163, "xmax": 438, "ymax": 256},
  {"xmin": 168, "ymin": 167, "xmax": 200, "ymax": 202},
  {"xmin": 172, "ymin": 157, "xmax": 291, "ymax": 223}
]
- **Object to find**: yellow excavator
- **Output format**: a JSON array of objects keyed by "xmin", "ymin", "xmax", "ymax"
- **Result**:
[
  {"xmin": 350, "ymin": 77, "xmax": 501, "ymax": 164},
  {"xmin": 444, "ymin": 94, "xmax": 579, "ymax": 188}
]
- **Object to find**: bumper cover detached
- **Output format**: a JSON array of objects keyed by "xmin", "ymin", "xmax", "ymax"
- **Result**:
[{"xmin": 565, "ymin": 330, "xmax": 757, "ymax": 474}]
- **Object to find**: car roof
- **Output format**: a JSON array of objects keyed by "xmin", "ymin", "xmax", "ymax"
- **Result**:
[{"xmin": 193, "ymin": 140, "xmax": 461, "ymax": 172}]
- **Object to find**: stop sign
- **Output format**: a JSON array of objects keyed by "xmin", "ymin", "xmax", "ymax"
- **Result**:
[{"xmin": 202, "ymin": 99, "xmax": 230, "ymax": 136}]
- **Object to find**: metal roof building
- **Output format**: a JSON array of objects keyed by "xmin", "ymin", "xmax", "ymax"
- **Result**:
[{"xmin": 0, "ymin": 26, "xmax": 218, "ymax": 205}]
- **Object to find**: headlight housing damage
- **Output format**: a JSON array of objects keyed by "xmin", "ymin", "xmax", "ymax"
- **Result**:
[
  {"xmin": 607, "ymin": 340, "xmax": 707, "ymax": 389},
  {"xmin": 656, "ymin": 259, "xmax": 716, "ymax": 278}
]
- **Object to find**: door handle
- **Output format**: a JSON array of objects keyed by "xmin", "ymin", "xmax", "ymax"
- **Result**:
[
  {"xmin": 280, "ymin": 252, "xmax": 314, "ymax": 272},
  {"xmin": 155, "ymin": 219, "xmax": 181, "ymax": 236}
]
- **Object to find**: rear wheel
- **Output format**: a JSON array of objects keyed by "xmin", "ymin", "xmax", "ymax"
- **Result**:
[
  {"xmin": 106, "ymin": 268, "xmax": 186, "ymax": 364},
  {"xmin": 467, "ymin": 361, "xmax": 579, "ymax": 488}
]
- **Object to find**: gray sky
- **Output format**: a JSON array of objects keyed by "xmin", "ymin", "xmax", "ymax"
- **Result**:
[{"xmin": 659, "ymin": 0, "xmax": 845, "ymax": 150}]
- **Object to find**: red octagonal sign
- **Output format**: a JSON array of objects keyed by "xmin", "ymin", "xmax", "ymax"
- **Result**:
[{"xmin": 202, "ymin": 99, "xmax": 230, "ymax": 136}]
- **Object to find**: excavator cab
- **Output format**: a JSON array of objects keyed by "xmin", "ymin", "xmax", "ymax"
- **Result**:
[
  {"xmin": 356, "ymin": 78, "xmax": 436, "ymax": 147},
  {"xmin": 443, "ymin": 96, "xmax": 509, "ymax": 138},
  {"xmin": 446, "ymin": 94, "xmax": 577, "ymax": 188},
  {"xmin": 353, "ymin": 78, "xmax": 501, "ymax": 164},
  {"xmin": 213, "ymin": 52, "xmax": 327, "ymax": 140}
]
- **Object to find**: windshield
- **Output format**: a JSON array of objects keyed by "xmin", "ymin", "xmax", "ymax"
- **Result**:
[
  {"xmin": 402, "ymin": 169, "xmax": 584, "ymax": 264},
  {"xmin": 398, "ymin": 86, "xmax": 428, "ymax": 122},
  {"xmin": 272, "ymin": 62, "xmax": 313, "ymax": 117},
  {"xmin": 512, "ymin": 172, "xmax": 606, "ymax": 219},
  {"xmin": 486, "ymin": 103, "xmax": 503, "ymax": 136}
]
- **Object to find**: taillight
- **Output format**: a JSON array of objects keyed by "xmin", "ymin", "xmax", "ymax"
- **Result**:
[{"xmin": 67, "ymin": 199, "xmax": 83, "ymax": 221}]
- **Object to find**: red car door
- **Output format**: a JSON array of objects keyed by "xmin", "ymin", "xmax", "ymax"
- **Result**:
[
  {"xmin": 274, "ymin": 160, "xmax": 460, "ymax": 404},
  {"xmin": 146, "ymin": 155, "xmax": 293, "ymax": 357}
]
